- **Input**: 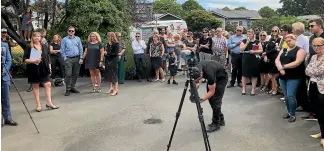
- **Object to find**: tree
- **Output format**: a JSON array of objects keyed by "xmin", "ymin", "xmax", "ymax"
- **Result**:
[
  {"xmin": 185, "ymin": 10, "xmax": 222, "ymax": 32},
  {"xmin": 252, "ymin": 15, "xmax": 307, "ymax": 33},
  {"xmin": 277, "ymin": 0, "xmax": 312, "ymax": 16},
  {"xmin": 307, "ymin": 0, "xmax": 324, "ymax": 20},
  {"xmin": 182, "ymin": 0, "xmax": 204, "ymax": 12},
  {"xmin": 259, "ymin": 6, "xmax": 277, "ymax": 18},
  {"xmin": 153, "ymin": 0, "xmax": 184, "ymax": 18},
  {"xmin": 52, "ymin": 0, "xmax": 130, "ymax": 43},
  {"xmin": 222, "ymin": 7, "xmax": 231, "ymax": 11},
  {"xmin": 234, "ymin": 7, "xmax": 248, "ymax": 10}
]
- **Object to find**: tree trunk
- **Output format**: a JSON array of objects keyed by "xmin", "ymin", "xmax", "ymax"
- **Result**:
[
  {"xmin": 51, "ymin": 0, "xmax": 57, "ymax": 26},
  {"xmin": 2, "ymin": 20, "xmax": 27, "ymax": 49},
  {"xmin": 44, "ymin": 12, "xmax": 49, "ymax": 29}
]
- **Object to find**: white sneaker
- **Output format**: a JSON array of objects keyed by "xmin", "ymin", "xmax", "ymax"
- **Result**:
[{"xmin": 280, "ymin": 97, "xmax": 285, "ymax": 101}]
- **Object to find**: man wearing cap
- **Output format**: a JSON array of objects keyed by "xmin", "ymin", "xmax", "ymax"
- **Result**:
[
  {"xmin": 1, "ymin": 40, "xmax": 18, "ymax": 126},
  {"xmin": 1, "ymin": 28, "xmax": 16, "ymax": 55},
  {"xmin": 192, "ymin": 60, "xmax": 228, "ymax": 132}
]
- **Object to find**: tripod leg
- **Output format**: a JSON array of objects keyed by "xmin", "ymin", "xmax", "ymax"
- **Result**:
[
  {"xmin": 195, "ymin": 102, "xmax": 212, "ymax": 151},
  {"xmin": 167, "ymin": 79, "xmax": 190, "ymax": 151},
  {"xmin": 3, "ymin": 66, "xmax": 40, "ymax": 134}
]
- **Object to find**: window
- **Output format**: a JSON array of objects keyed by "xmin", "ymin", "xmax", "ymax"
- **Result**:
[{"xmin": 230, "ymin": 21, "xmax": 243, "ymax": 27}]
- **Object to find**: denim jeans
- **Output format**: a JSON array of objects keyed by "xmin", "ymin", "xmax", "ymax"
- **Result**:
[
  {"xmin": 1, "ymin": 80, "xmax": 12, "ymax": 120},
  {"xmin": 279, "ymin": 79, "xmax": 300, "ymax": 116}
]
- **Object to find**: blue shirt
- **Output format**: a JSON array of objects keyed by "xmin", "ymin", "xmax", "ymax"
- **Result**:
[
  {"xmin": 296, "ymin": 34, "xmax": 309, "ymax": 53},
  {"xmin": 228, "ymin": 35, "xmax": 246, "ymax": 54},
  {"xmin": 61, "ymin": 36, "xmax": 83, "ymax": 60},
  {"xmin": 1, "ymin": 42, "xmax": 12, "ymax": 81}
]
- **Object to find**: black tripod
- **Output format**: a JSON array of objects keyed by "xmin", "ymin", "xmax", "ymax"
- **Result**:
[
  {"xmin": 2, "ymin": 64, "xmax": 40, "ymax": 133},
  {"xmin": 166, "ymin": 67, "xmax": 211, "ymax": 151}
]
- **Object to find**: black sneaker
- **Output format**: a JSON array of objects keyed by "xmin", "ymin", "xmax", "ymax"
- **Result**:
[
  {"xmin": 172, "ymin": 80, "xmax": 178, "ymax": 85},
  {"xmin": 4, "ymin": 120, "xmax": 18, "ymax": 126},
  {"xmin": 167, "ymin": 80, "xmax": 170, "ymax": 84},
  {"xmin": 206, "ymin": 124, "xmax": 220, "ymax": 133},
  {"xmin": 288, "ymin": 116, "xmax": 296, "ymax": 122},
  {"xmin": 70, "ymin": 88, "xmax": 80, "ymax": 93},
  {"xmin": 282, "ymin": 113, "xmax": 291, "ymax": 119},
  {"xmin": 227, "ymin": 84, "xmax": 234, "ymax": 88},
  {"xmin": 220, "ymin": 120, "xmax": 225, "ymax": 126}
]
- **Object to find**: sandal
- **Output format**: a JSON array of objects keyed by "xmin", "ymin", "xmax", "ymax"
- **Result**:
[
  {"xmin": 106, "ymin": 89, "xmax": 113, "ymax": 94},
  {"xmin": 267, "ymin": 89, "xmax": 274, "ymax": 94},
  {"xmin": 270, "ymin": 90, "xmax": 278, "ymax": 96}
]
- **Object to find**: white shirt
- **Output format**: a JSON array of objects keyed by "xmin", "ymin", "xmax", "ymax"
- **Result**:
[
  {"xmin": 132, "ymin": 39, "xmax": 147, "ymax": 54},
  {"xmin": 296, "ymin": 34, "xmax": 309, "ymax": 53}
]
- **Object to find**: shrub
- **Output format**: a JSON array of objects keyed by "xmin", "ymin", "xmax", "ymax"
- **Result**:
[{"xmin": 11, "ymin": 51, "xmax": 26, "ymax": 78}]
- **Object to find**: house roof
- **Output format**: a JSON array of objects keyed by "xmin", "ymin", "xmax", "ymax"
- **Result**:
[
  {"xmin": 211, "ymin": 9, "xmax": 262, "ymax": 19},
  {"xmin": 231, "ymin": 10, "xmax": 262, "ymax": 20},
  {"xmin": 153, "ymin": 13, "xmax": 183, "ymax": 20},
  {"xmin": 297, "ymin": 15, "xmax": 321, "ymax": 20}
]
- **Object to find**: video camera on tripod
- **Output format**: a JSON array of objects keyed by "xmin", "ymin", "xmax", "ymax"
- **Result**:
[{"xmin": 167, "ymin": 50, "xmax": 212, "ymax": 151}]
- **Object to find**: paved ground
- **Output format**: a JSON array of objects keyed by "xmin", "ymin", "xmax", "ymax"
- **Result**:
[{"xmin": 1, "ymin": 77, "xmax": 322, "ymax": 151}]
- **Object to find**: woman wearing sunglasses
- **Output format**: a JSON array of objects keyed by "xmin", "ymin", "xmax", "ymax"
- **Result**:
[{"xmin": 306, "ymin": 37, "xmax": 324, "ymax": 147}]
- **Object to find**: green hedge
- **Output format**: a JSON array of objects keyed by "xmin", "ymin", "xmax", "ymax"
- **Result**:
[{"xmin": 10, "ymin": 41, "xmax": 151, "ymax": 80}]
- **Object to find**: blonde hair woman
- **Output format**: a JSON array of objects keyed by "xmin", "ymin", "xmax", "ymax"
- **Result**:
[
  {"xmin": 149, "ymin": 34, "xmax": 165, "ymax": 81},
  {"xmin": 275, "ymin": 34, "xmax": 306, "ymax": 122},
  {"xmin": 240, "ymin": 29, "xmax": 263, "ymax": 95},
  {"xmin": 115, "ymin": 32, "xmax": 126, "ymax": 84},
  {"xmin": 23, "ymin": 32, "xmax": 59, "ymax": 112},
  {"xmin": 104, "ymin": 32, "xmax": 119, "ymax": 96},
  {"xmin": 306, "ymin": 37, "xmax": 324, "ymax": 146},
  {"xmin": 83, "ymin": 32, "xmax": 104, "ymax": 92},
  {"xmin": 49, "ymin": 34, "xmax": 65, "ymax": 86},
  {"xmin": 259, "ymin": 31, "xmax": 270, "ymax": 91}
]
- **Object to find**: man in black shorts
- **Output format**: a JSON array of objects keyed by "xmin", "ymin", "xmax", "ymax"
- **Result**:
[{"xmin": 192, "ymin": 60, "xmax": 228, "ymax": 132}]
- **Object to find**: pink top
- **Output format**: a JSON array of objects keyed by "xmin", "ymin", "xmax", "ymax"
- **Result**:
[{"xmin": 305, "ymin": 54, "xmax": 324, "ymax": 94}]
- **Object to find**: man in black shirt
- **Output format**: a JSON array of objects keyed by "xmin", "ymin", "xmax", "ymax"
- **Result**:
[{"xmin": 192, "ymin": 60, "xmax": 228, "ymax": 132}]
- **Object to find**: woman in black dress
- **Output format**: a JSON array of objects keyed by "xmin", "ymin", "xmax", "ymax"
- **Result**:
[
  {"xmin": 105, "ymin": 32, "xmax": 119, "ymax": 96},
  {"xmin": 149, "ymin": 34, "xmax": 165, "ymax": 82},
  {"xmin": 259, "ymin": 31, "xmax": 270, "ymax": 91},
  {"xmin": 83, "ymin": 32, "xmax": 104, "ymax": 92},
  {"xmin": 264, "ymin": 26, "xmax": 282, "ymax": 95},
  {"xmin": 240, "ymin": 29, "xmax": 263, "ymax": 95},
  {"xmin": 23, "ymin": 32, "xmax": 59, "ymax": 112}
]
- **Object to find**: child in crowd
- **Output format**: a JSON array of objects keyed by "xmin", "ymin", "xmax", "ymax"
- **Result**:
[{"xmin": 167, "ymin": 50, "xmax": 178, "ymax": 84}]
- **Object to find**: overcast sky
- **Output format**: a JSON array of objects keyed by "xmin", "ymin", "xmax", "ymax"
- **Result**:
[{"xmin": 177, "ymin": 0, "xmax": 283, "ymax": 10}]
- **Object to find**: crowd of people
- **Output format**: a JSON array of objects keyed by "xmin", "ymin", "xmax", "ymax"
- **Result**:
[{"xmin": 1, "ymin": 15, "xmax": 324, "ymax": 148}]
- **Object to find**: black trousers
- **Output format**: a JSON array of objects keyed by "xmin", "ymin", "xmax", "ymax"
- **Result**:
[
  {"xmin": 296, "ymin": 65, "xmax": 310, "ymax": 111},
  {"xmin": 207, "ymin": 76, "xmax": 228, "ymax": 124},
  {"xmin": 134, "ymin": 54, "xmax": 149, "ymax": 79},
  {"xmin": 230, "ymin": 53, "xmax": 242, "ymax": 85},
  {"xmin": 50, "ymin": 55, "xmax": 65, "ymax": 79},
  {"xmin": 309, "ymin": 82, "xmax": 324, "ymax": 138}
]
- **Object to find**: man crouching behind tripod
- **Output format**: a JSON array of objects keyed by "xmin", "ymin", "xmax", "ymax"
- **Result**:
[
  {"xmin": 1, "ymin": 41, "xmax": 18, "ymax": 126},
  {"xmin": 192, "ymin": 60, "xmax": 228, "ymax": 132}
]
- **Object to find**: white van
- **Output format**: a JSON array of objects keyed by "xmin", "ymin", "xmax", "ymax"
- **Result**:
[{"xmin": 131, "ymin": 20, "xmax": 188, "ymax": 43}]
